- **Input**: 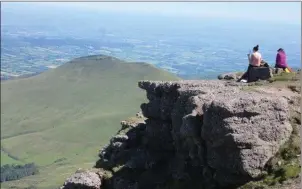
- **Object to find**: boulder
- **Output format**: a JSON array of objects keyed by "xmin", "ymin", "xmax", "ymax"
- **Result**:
[
  {"xmin": 218, "ymin": 72, "xmax": 241, "ymax": 80},
  {"xmin": 248, "ymin": 66, "xmax": 271, "ymax": 82},
  {"xmin": 201, "ymin": 92, "xmax": 292, "ymax": 186},
  {"xmin": 61, "ymin": 171, "xmax": 102, "ymax": 189}
]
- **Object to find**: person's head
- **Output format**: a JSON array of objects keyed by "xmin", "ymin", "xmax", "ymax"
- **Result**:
[
  {"xmin": 278, "ymin": 48, "xmax": 285, "ymax": 53},
  {"xmin": 253, "ymin": 45, "xmax": 259, "ymax": 52}
]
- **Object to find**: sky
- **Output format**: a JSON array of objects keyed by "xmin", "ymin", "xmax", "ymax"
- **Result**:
[{"xmin": 2, "ymin": 2, "xmax": 301, "ymax": 25}]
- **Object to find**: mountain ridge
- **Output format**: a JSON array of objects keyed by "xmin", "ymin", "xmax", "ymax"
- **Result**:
[{"xmin": 1, "ymin": 54, "xmax": 163, "ymax": 82}]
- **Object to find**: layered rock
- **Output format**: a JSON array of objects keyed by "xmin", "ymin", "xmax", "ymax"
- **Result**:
[{"xmin": 61, "ymin": 80, "xmax": 294, "ymax": 189}]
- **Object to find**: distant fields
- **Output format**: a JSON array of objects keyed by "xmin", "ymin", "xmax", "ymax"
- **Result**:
[
  {"xmin": 2, "ymin": 14, "xmax": 301, "ymax": 80},
  {"xmin": 0, "ymin": 55, "xmax": 180, "ymax": 188}
]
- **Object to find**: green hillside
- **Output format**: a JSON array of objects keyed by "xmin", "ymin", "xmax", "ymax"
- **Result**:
[{"xmin": 0, "ymin": 55, "xmax": 180, "ymax": 189}]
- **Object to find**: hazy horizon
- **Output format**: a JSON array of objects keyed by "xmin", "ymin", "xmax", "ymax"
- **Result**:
[
  {"xmin": 1, "ymin": 2, "xmax": 301, "ymax": 79},
  {"xmin": 2, "ymin": 2, "xmax": 301, "ymax": 25}
]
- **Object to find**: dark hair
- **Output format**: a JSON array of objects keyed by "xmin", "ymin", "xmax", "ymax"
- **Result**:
[
  {"xmin": 253, "ymin": 45, "xmax": 259, "ymax": 52},
  {"xmin": 278, "ymin": 48, "xmax": 284, "ymax": 52}
]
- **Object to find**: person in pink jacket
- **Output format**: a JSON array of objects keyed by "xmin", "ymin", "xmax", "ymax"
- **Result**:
[{"xmin": 275, "ymin": 48, "xmax": 289, "ymax": 70}]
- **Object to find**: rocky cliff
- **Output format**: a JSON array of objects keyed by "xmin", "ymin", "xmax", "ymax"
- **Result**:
[{"xmin": 61, "ymin": 78, "xmax": 301, "ymax": 189}]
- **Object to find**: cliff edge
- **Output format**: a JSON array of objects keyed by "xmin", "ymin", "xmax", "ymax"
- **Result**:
[{"xmin": 60, "ymin": 73, "xmax": 300, "ymax": 189}]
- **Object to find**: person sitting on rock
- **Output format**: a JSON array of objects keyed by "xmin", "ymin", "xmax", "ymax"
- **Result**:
[
  {"xmin": 237, "ymin": 45, "xmax": 262, "ymax": 82},
  {"xmin": 275, "ymin": 48, "xmax": 292, "ymax": 72}
]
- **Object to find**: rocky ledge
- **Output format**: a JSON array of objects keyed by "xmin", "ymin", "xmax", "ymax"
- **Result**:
[{"xmin": 61, "ymin": 79, "xmax": 300, "ymax": 189}]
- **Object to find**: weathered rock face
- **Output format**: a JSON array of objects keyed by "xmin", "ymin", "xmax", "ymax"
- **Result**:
[
  {"xmin": 202, "ymin": 94, "xmax": 292, "ymax": 186},
  {"xmin": 136, "ymin": 80, "xmax": 292, "ymax": 187},
  {"xmin": 61, "ymin": 80, "xmax": 294, "ymax": 189},
  {"xmin": 61, "ymin": 171, "xmax": 103, "ymax": 189}
]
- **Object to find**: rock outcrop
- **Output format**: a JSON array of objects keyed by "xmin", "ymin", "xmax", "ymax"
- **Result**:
[
  {"xmin": 218, "ymin": 72, "xmax": 242, "ymax": 80},
  {"xmin": 61, "ymin": 170, "xmax": 103, "ymax": 189},
  {"xmin": 61, "ymin": 80, "xmax": 296, "ymax": 189}
]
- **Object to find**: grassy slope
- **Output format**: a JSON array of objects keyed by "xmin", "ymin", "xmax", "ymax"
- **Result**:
[
  {"xmin": 0, "ymin": 55, "xmax": 180, "ymax": 188},
  {"xmin": 1, "ymin": 151, "xmax": 22, "ymax": 165}
]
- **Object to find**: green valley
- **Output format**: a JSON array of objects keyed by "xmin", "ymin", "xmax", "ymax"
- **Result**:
[{"xmin": 0, "ymin": 55, "xmax": 180, "ymax": 189}]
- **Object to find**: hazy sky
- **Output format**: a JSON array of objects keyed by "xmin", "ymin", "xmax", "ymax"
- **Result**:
[{"xmin": 2, "ymin": 2, "xmax": 301, "ymax": 25}]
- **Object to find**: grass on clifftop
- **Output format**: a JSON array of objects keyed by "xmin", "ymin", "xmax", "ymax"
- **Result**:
[
  {"xmin": 241, "ymin": 71, "xmax": 300, "ymax": 91},
  {"xmin": 0, "ymin": 55, "xmax": 180, "ymax": 189},
  {"xmin": 270, "ymin": 71, "xmax": 299, "ymax": 82}
]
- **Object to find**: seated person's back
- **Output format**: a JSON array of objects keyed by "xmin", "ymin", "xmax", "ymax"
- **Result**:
[
  {"xmin": 249, "ymin": 46, "xmax": 262, "ymax": 67},
  {"xmin": 238, "ymin": 45, "xmax": 263, "ymax": 82}
]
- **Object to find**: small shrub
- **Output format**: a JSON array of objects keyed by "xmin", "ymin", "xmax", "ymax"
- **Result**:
[{"xmin": 0, "ymin": 163, "xmax": 39, "ymax": 182}]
